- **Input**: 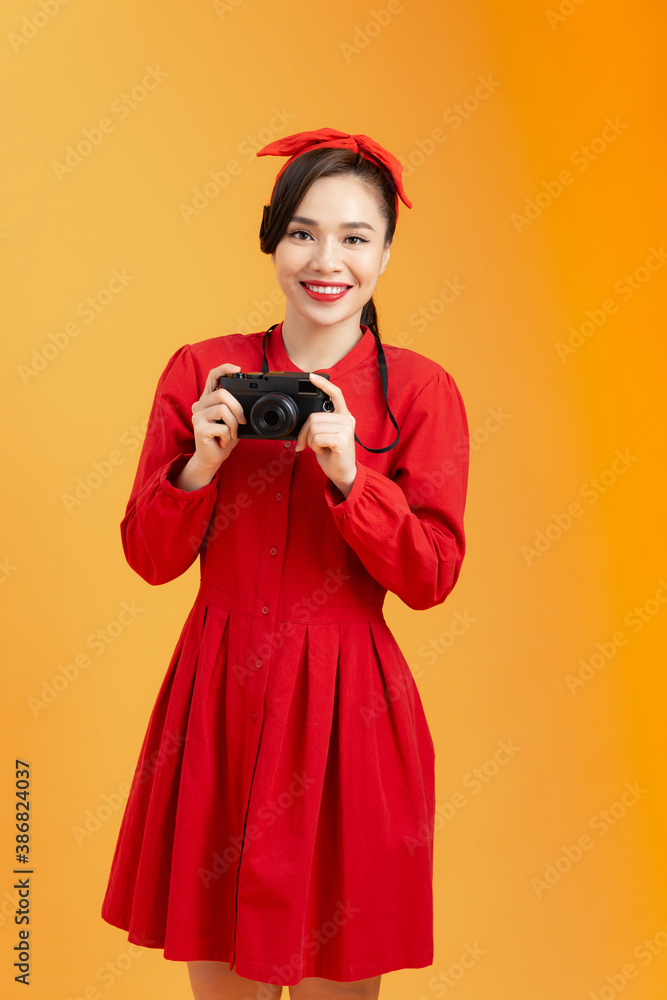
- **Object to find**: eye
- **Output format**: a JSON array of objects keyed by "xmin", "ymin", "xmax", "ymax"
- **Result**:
[{"xmin": 286, "ymin": 229, "xmax": 369, "ymax": 245}]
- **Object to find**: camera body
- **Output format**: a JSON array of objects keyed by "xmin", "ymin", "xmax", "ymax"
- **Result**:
[{"xmin": 217, "ymin": 370, "xmax": 333, "ymax": 441}]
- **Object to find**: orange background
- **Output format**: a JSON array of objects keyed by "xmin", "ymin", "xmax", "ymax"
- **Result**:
[{"xmin": 1, "ymin": 1, "xmax": 666, "ymax": 997}]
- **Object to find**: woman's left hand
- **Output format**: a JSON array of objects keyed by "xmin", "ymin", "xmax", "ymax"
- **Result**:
[{"xmin": 294, "ymin": 372, "xmax": 357, "ymax": 494}]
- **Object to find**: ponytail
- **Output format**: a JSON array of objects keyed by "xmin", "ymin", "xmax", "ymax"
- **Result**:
[{"xmin": 360, "ymin": 296, "xmax": 381, "ymax": 339}]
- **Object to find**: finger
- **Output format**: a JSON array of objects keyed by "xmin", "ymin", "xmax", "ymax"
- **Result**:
[
  {"xmin": 295, "ymin": 412, "xmax": 355, "ymax": 452},
  {"xmin": 309, "ymin": 372, "xmax": 349, "ymax": 413},
  {"xmin": 195, "ymin": 387, "xmax": 247, "ymax": 426},
  {"xmin": 204, "ymin": 363, "xmax": 241, "ymax": 395},
  {"xmin": 216, "ymin": 386, "xmax": 248, "ymax": 425},
  {"xmin": 204, "ymin": 363, "xmax": 242, "ymax": 396},
  {"xmin": 303, "ymin": 412, "xmax": 352, "ymax": 431},
  {"xmin": 210, "ymin": 399, "xmax": 244, "ymax": 436},
  {"xmin": 307, "ymin": 431, "xmax": 349, "ymax": 454},
  {"xmin": 198, "ymin": 417, "xmax": 239, "ymax": 448},
  {"xmin": 302, "ymin": 417, "xmax": 355, "ymax": 448},
  {"xmin": 195, "ymin": 403, "xmax": 241, "ymax": 439},
  {"xmin": 294, "ymin": 414, "xmax": 311, "ymax": 453},
  {"xmin": 212, "ymin": 402, "xmax": 242, "ymax": 438}
]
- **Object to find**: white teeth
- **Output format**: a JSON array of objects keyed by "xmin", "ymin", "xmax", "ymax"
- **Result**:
[{"xmin": 303, "ymin": 283, "xmax": 349, "ymax": 294}]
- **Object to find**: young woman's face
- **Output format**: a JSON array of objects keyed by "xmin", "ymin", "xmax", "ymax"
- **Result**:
[{"xmin": 271, "ymin": 174, "xmax": 391, "ymax": 328}]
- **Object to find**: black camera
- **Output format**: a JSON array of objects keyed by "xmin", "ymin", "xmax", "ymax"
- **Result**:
[{"xmin": 216, "ymin": 370, "xmax": 333, "ymax": 441}]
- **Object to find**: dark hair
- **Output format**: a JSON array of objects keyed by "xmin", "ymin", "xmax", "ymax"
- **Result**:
[{"xmin": 259, "ymin": 148, "xmax": 397, "ymax": 339}]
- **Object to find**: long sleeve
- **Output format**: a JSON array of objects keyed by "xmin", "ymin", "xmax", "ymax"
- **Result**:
[
  {"xmin": 323, "ymin": 369, "xmax": 469, "ymax": 611},
  {"xmin": 121, "ymin": 344, "xmax": 220, "ymax": 585}
]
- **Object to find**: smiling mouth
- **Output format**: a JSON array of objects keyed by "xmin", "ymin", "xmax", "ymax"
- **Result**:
[{"xmin": 300, "ymin": 282, "xmax": 352, "ymax": 295}]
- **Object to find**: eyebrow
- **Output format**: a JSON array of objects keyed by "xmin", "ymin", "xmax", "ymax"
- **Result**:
[{"xmin": 289, "ymin": 215, "xmax": 376, "ymax": 232}]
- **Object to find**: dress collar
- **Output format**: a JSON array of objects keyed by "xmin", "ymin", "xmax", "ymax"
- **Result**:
[{"xmin": 266, "ymin": 320, "xmax": 377, "ymax": 379}]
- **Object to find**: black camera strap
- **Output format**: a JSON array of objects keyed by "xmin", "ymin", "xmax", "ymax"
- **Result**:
[{"xmin": 261, "ymin": 323, "xmax": 400, "ymax": 453}]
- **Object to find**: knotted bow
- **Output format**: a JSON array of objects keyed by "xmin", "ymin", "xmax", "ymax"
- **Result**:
[{"xmin": 257, "ymin": 127, "xmax": 412, "ymax": 213}]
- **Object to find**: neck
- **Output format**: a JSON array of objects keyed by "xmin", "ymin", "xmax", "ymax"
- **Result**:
[{"xmin": 280, "ymin": 307, "xmax": 366, "ymax": 370}]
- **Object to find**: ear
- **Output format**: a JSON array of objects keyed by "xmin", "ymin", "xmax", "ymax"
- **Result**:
[
  {"xmin": 270, "ymin": 251, "xmax": 276, "ymax": 265},
  {"xmin": 379, "ymin": 244, "xmax": 391, "ymax": 276}
]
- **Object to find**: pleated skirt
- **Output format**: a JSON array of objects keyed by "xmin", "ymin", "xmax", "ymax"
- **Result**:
[{"xmin": 101, "ymin": 583, "xmax": 435, "ymax": 986}]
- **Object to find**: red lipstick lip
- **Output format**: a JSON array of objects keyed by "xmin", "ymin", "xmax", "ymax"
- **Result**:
[
  {"xmin": 300, "ymin": 281, "xmax": 352, "ymax": 287},
  {"xmin": 300, "ymin": 281, "xmax": 352, "ymax": 302}
]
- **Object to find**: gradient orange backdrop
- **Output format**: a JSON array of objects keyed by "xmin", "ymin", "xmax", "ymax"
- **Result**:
[{"xmin": 2, "ymin": 1, "xmax": 666, "ymax": 997}]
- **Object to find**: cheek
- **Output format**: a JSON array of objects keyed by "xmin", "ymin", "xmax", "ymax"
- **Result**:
[
  {"xmin": 358, "ymin": 258, "xmax": 383, "ymax": 284},
  {"xmin": 277, "ymin": 248, "xmax": 303, "ymax": 275}
]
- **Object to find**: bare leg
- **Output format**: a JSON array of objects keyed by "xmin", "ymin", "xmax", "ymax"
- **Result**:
[
  {"xmin": 187, "ymin": 960, "xmax": 284, "ymax": 1000},
  {"xmin": 289, "ymin": 974, "xmax": 381, "ymax": 1000}
]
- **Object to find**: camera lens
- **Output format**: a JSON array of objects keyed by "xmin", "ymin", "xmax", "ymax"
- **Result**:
[{"xmin": 250, "ymin": 392, "xmax": 299, "ymax": 438}]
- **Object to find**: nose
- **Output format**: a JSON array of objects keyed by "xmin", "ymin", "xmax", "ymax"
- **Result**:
[{"xmin": 308, "ymin": 237, "xmax": 343, "ymax": 274}]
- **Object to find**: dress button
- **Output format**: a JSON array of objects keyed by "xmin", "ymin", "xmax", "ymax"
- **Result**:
[
  {"xmin": 269, "ymin": 546, "xmax": 277, "ymax": 556},
  {"xmin": 255, "ymin": 659, "xmax": 262, "ymax": 668},
  {"xmin": 283, "ymin": 441, "xmax": 291, "ymax": 448},
  {"xmin": 250, "ymin": 711, "xmax": 257, "ymax": 722},
  {"xmin": 275, "ymin": 491, "xmax": 282, "ymax": 501},
  {"xmin": 261, "ymin": 605, "xmax": 269, "ymax": 615}
]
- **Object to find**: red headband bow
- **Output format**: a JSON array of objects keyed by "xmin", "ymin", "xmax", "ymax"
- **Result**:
[{"xmin": 256, "ymin": 127, "xmax": 412, "ymax": 214}]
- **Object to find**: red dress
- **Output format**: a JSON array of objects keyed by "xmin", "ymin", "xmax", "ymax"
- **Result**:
[{"xmin": 100, "ymin": 321, "xmax": 469, "ymax": 986}]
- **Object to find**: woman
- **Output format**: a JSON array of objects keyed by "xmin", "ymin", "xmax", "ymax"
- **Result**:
[{"xmin": 100, "ymin": 128, "xmax": 470, "ymax": 1000}]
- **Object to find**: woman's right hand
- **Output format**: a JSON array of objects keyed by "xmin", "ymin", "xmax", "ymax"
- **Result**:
[{"xmin": 174, "ymin": 364, "xmax": 247, "ymax": 491}]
